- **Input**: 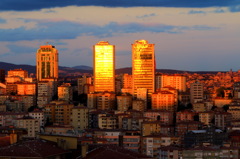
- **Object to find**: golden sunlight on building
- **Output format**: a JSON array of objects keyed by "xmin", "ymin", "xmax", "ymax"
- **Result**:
[
  {"xmin": 158, "ymin": 74, "xmax": 186, "ymax": 92},
  {"xmin": 36, "ymin": 44, "xmax": 58, "ymax": 81},
  {"xmin": 132, "ymin": 40, "xmax": 155, "ymax": 100},
  {"xmin": 152, "ymin": 87, "xmax": 178, "ymax": 111},
  {"xmin": 93, "ymin": 41, "xmax": 115, "ymax": 92},
  {"xmin": 8, "ymin": 69, "xmax": 28, "ymax": 79}
]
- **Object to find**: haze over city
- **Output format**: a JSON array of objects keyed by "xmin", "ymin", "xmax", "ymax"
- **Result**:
[{"xmin": 0, "ymin": 0, "xmax": 240, "ymax": 71}]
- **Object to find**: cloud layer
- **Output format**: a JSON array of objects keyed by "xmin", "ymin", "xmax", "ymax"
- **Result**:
[
  {"xmin": 0, "ymin": 2, "xmax": 239, "ymax": 71},
  {"xmin": 0, "ymin": 0, "xmax": 240, "ymax": 11},
  {"xmin": 0, "ymin": 20, "xmax": 219, "ymax": 41}
]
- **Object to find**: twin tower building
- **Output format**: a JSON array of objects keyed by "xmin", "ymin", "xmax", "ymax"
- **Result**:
[{"xmin": 36, "ymin": 40, "xmax": 155, "ymax": 99}]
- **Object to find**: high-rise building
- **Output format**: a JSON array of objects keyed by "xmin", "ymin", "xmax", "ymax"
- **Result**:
[
  {"xmin": 93, "ymin": 41, "xmax": 115, "ymax": 92},
  {"xmin": 36, "ymin": 44, "xmax": 58, "ymax": 81},
  {"xmin": 190, "ymin": 81, "xmax": 203, "ymax": 104},
  {"xmin": 132, "ymin": 40, "xmax": 155, "ymax": 100}
]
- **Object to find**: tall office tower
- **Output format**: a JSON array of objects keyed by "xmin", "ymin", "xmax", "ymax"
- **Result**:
[
  {"xmin": 132, "ymin": 40, "xmax": 155, "ymax": 100},
  {"xmin": 36, "ymin": 44, "xmax": 58, "ymax": 81},
  {"xmin": 93, "ymin": 41, "xmax": 115, "ymax": 93},
  {"xmin": 190, "ymin": 81, "xmax": 204, "ymax": 104}
]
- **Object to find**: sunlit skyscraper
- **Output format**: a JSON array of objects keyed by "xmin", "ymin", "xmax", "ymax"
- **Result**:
[
  {"xmin": 93, "ymin": 41, "xmax": 115, "ymax": 92},
  {"xmin": 36, "ymin": 44, "xmax": 58, "ymax": 81},
  {"xmin": 132, "ymin": 40, "xmax": 155, "ymax": 100}
]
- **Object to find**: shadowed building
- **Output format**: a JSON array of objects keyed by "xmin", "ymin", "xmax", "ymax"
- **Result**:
[{"xmin": 0, "ymin": 69, "xmax": 5, "ymax": 83}]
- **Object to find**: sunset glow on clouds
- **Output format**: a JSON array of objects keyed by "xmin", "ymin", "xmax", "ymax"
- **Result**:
[{"xmin": 0, "ymin": 1, "xmax": 240, "ymax": 71}]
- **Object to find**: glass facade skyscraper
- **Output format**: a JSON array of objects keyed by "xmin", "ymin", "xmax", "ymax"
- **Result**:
[
  {"xmin": 93, "ymin": 41, "xmax": 115, "ymax": 92},
  {"xmin": 132, "ymin": 40, "xmax": 155, "ymax": 99}
]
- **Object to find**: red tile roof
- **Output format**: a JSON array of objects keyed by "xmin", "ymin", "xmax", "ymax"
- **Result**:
[
  {"xmin": 82, "ymin": 144, "xmax": 152, "ymax": 159},
  {"xmin": 0, "ymin": 139, "xmax": 69, "ymax": 158}
]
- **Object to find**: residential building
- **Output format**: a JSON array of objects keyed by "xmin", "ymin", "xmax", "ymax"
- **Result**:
[
  {"xmin": 152, "ymin": 87, "xmax": 178, "ymax": 111},
  {"xmin": 190, "ymin": 81, "xmax": 204, "ymax": 104},
  {"xmin": 71, "ymin": 106, "xmax": 89, "ymax": 131},
  {"xmin": 117, "ymin": 94, "xmax": 132, "ymax": 111},
  {"xmin": 8, "ymin": 69, "xmax": 28, "ymax": 79},
  {"xmin": 15, "ymin": 116, "xmax": 40, "ymax": 138},
  {"xmin": 28, "ymin": 109, "xmax": 45, "ymax": 127},
  {"xmin": 17, "ymin": 82, "xmax": 36, "ymax": 95},
  {"xmin": 176, "ymin": 109, "xmax": 197, "ymax": 123},
  {"xmin": 144, "ymin": 110, "xmax": 174, "ymax": 125},
  {"xmin": 96, "ymin": 91, "xmax": 116, "ymax": 110},
  {"xmin": 0, "ymin": 112, "xmax": 27, "ymax": 126},
  {"xmin": 132, "ymin": 100, "xmax": 145, "ymax": 111},
  {"xmin": 159, "ymin": 74, "xmax": 186, "ymax": 92},
  {"xmin": 58, "ymin": 83, "xmax": 72, "ymax": 101},
  {"xmin": 142, "ymin": 135, "xmax": 179, "ymax": 157},
  {"xmin": 199, "ymin": 111, "xmax": 215, "ymax": 125},
  {"xmin": 44, "ymin": 101, "xmax": 74, "ymax": 125}
]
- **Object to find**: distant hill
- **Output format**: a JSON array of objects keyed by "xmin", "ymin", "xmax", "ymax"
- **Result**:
[
  {"xmin": 72, "ymin": 65, "xmax": 92, "ymax": 70},
  {"xmin": 0, "ymin": 61, "xmax": 220, "ymax": 75},
  {"xmin": 0, "ymin": 61, "xmax": 93, "ymax": 74},
  {"xmin": 0, "ymin": 61, "xmax": 36, "ymax": 74}
]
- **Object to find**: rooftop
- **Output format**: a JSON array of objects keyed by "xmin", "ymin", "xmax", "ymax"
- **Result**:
[{"xmin": 0, "ymin": 139, "xmax": 69, "ymax": 158}]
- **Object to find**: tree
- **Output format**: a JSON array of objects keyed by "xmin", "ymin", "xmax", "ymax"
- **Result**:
[
  {"xmin": 193, "ymin": 115, "xmax": 199, "ymax": 121},
  {"xmin": 211, "ymin": 106, "xmax": 217, "ymax": 111},
  {"xmin": 186, "ymin": 103, "xmax": 193, "ymax": 109},
  {"xmin": 216, "ymin": 87, "xmax": 225, "ymax": 97},
  {"xmin": 177, "ymin": 102, "xmax": 186, "ymax": 112},
  {"xmin": 222, "ymin": 105, "xmax": 229, "ymax": 112}
]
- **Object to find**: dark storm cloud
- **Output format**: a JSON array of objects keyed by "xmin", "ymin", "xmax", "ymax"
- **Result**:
[
  {"xmin": 0, "ymin": 21, "xmax": 219, "ymax": 41},
  {"xmin": 0, "ymin": 0, "xmax": 239, "ymax": 11}
]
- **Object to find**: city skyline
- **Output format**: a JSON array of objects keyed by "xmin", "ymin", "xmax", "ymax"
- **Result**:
[{"xmin": 0, "ymin": 1, "xmax": 240, "ymax": 71}]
